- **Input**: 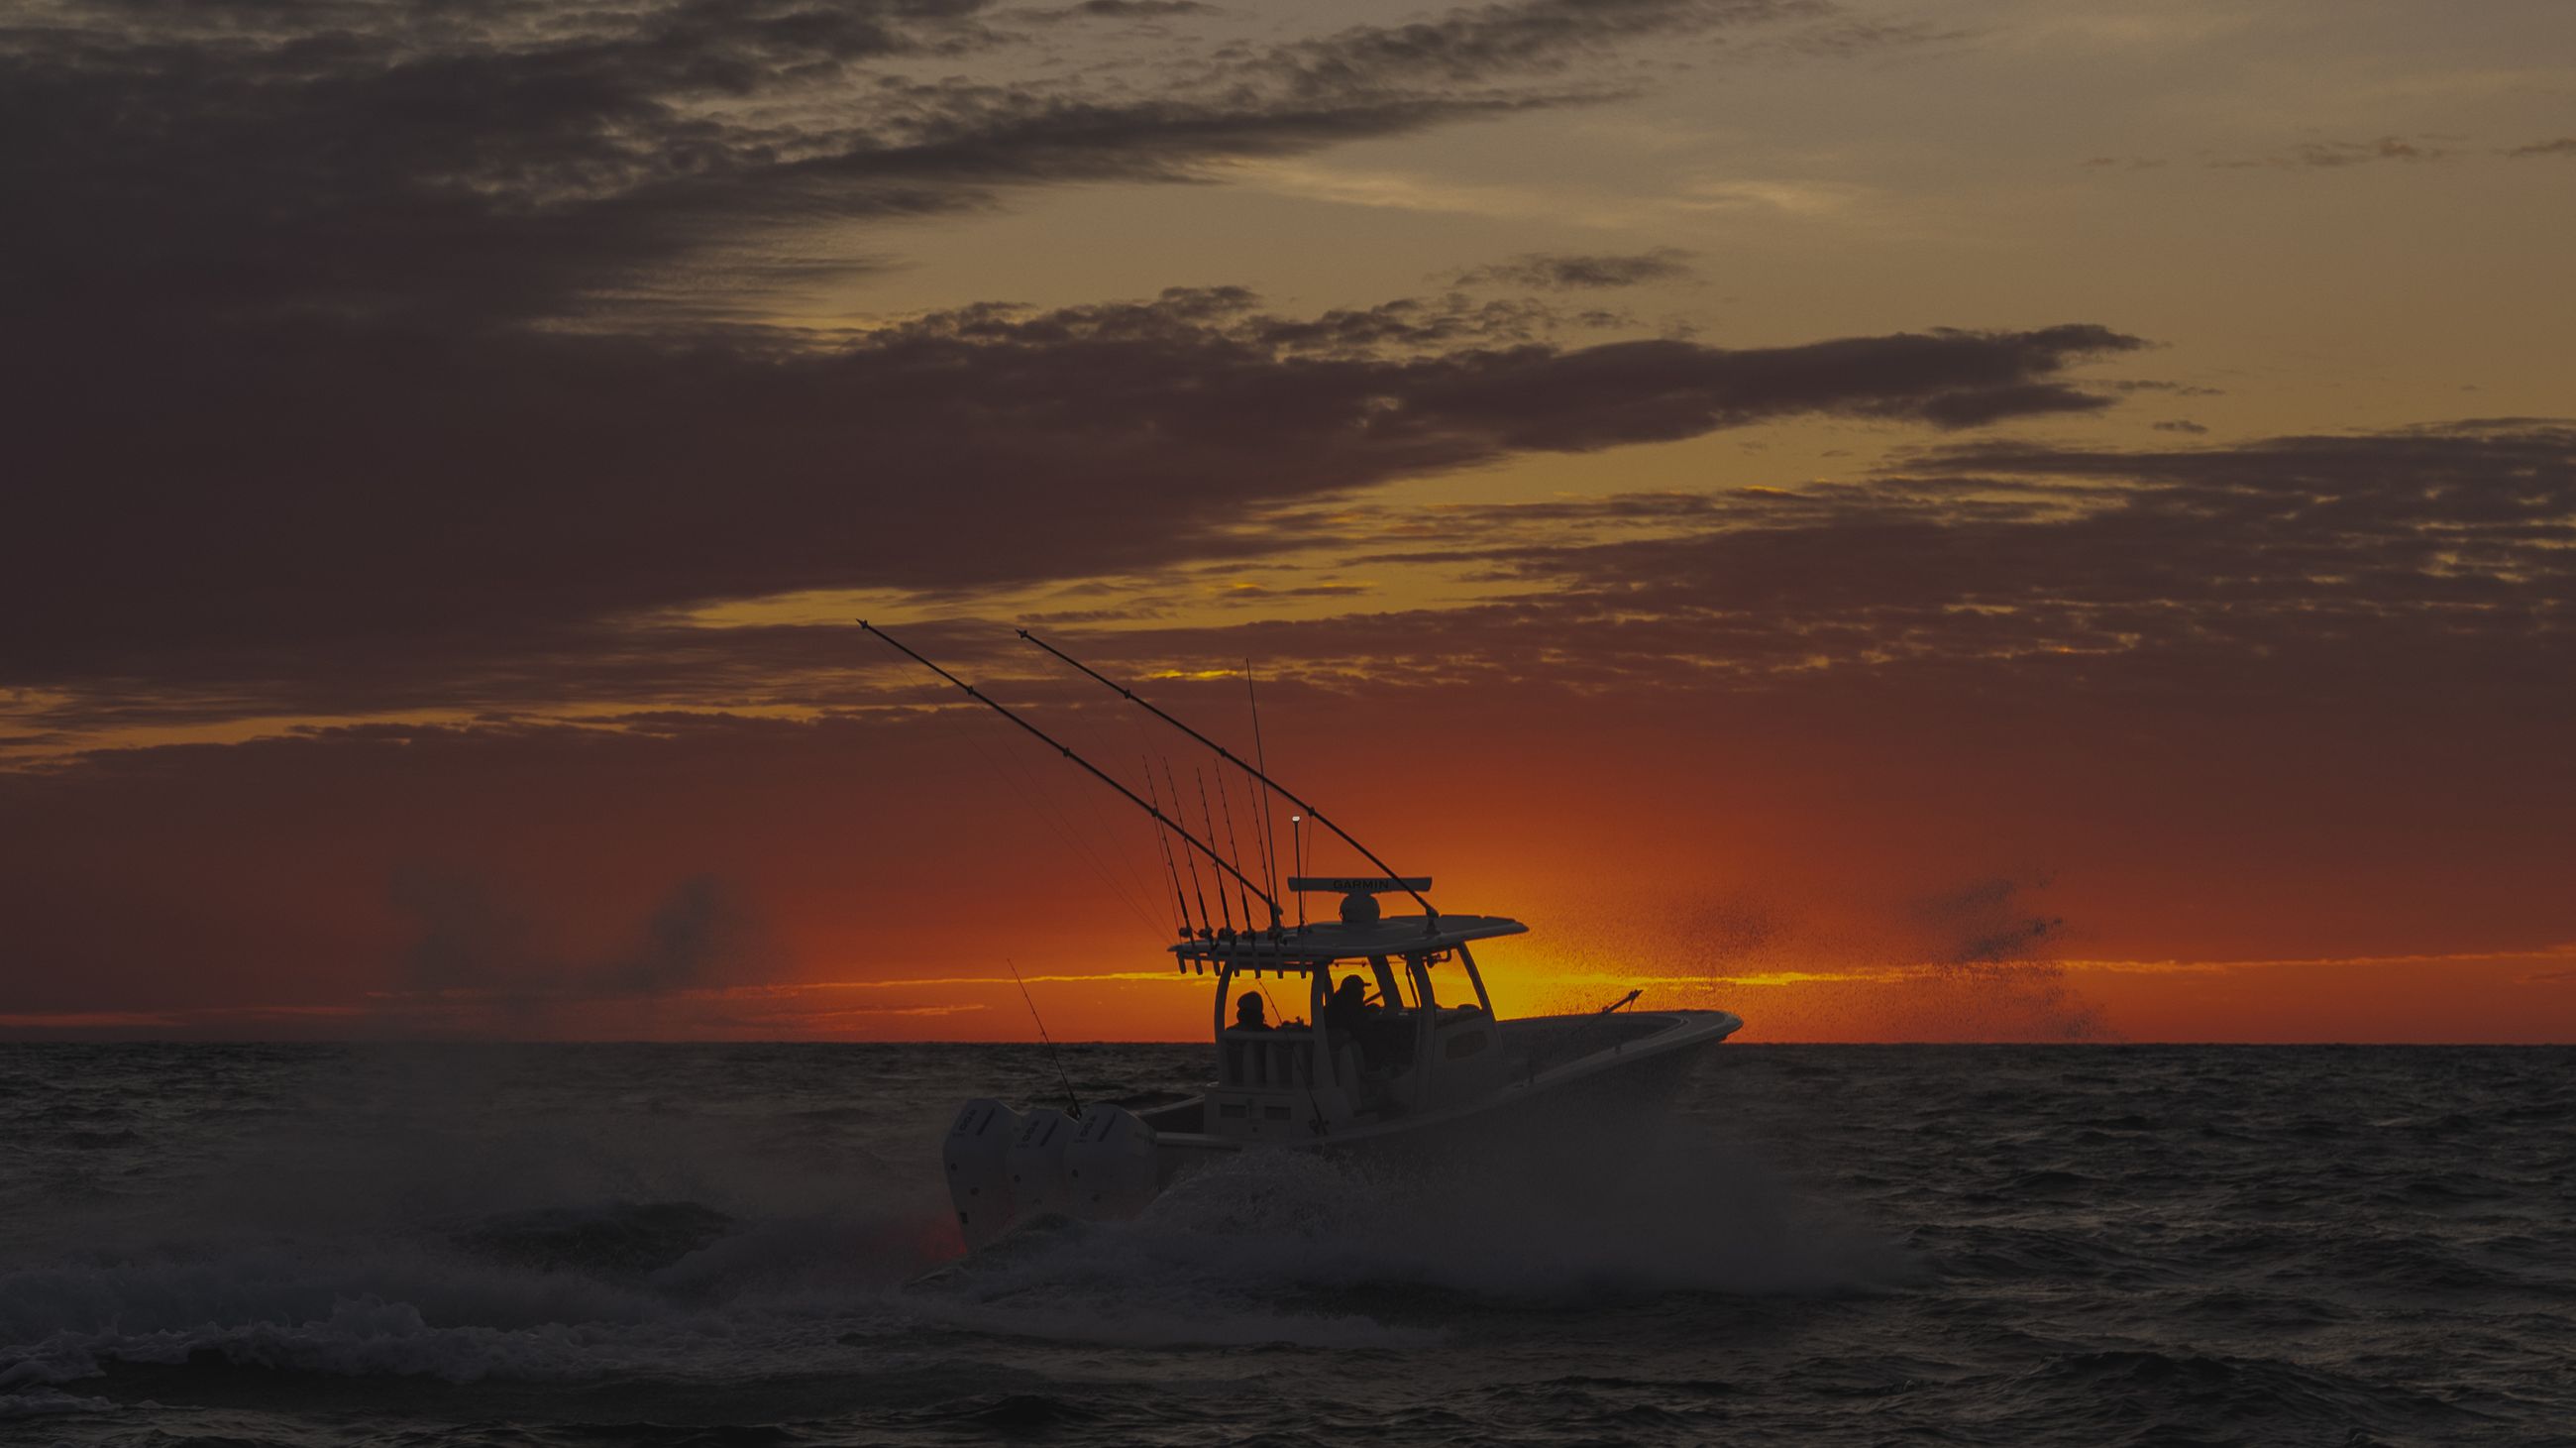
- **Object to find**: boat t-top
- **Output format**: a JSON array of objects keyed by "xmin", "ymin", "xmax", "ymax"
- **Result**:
[{"xmin": 860, "ymin": 623, "xmax": 1742, "ymax": 1249}]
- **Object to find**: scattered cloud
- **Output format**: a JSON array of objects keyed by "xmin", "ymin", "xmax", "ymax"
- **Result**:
[
  {"xmin": 1079, "ymin": 418, "xmax": 2576, "ymax": 705},
  {"xmin": 1032, "ymin": 0, "xmax": 1219, "ymax": 19},
  {"xmin": 2106, "ymin": 379, "xmax": 2224, "ymax": 397},
  {"xmin": 1902, "ymin": 876, "xmax": 2105, "ymax": 1040},
  {"xmin": 395, "ymin": 870, "xmax": 775, "ymax": 1005},
  {"xmin": 2209, "ymin": 135, "xmax": 2454, "ymax": 168},
  {"xmin": 1250, "ymin": 0, "xmax": 1819, "ymax": 92},
  {"xmin": 1451, "ymin": 247, "xmax": 1697, "ymax": 289},
  {"xmin": 8, "ymin": 287, "xmax": 2140, "ymax": 726},
  {"xmin": 1765, "ymin": 13, "xmax": 1971, "ymax": 58},
  {"xmin": 2072, "ymin": 946, "xmax": 2576, "ymax": 975},
  {"xmin": 1222, "ymin": 158, "xmax": 1578, "ymax": 219},
  {"xmin": 8, "ymin": 0, "xmax": 2029, "ymax": 745},
  {"xmin": 2, "ymin": 0, "xmax": 1815, "ymax": 338},
  {"xmin": 1912, "ymin": 876, "xmax": 2064, "ymax": 969},
  {"xmin": 22, "ymin": 408, "xmax": 2564, "ymax": 752},
  {"xmin": 1671, "ymin": 176, "xmax": 1868, "ymax": 216}
]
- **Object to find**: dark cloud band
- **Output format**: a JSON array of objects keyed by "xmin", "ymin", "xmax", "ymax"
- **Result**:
[{"xmin": 7, "ymin": 290, "xmax": 2140, "ymax": 713}]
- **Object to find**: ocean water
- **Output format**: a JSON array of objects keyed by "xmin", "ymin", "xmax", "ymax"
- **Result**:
[{"xmin": 1, "ymin": 1043, "xmax": 2569, "ymax": 1446}]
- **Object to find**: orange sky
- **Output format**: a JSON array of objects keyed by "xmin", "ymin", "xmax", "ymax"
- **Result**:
[
  {"xmin": 3, "ymin": 0, "xmax": 2571, "ymax": 1042},
  {"xmin": 4, "ymin": 677, "xmax": 2569, "ymax": 1041}
]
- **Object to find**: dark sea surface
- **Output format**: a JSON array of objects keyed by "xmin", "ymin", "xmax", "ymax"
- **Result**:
[{"xmin": 2, "ymin": 1043, "xmax": 2570, "ymax": 1446}]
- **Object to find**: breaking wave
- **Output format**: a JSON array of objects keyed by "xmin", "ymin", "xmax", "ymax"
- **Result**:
[{"xmin": 5, "ymin": 1042, "xmax": 2571, "ymax": 1446}]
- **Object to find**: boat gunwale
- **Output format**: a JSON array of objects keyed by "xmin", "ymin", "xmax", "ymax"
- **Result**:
[{"xmin": 1143, "ymin": 1007, "xmax": 1741, "ymax": 1153}]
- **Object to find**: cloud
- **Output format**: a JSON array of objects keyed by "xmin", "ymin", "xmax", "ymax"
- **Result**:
[
  {"xmin": 1451, "ymin": 248, "xmax": 1697, "ymax": 289},
  {"xmin": 24, "ymin": 406, "xmax": 2565, "ymax": 753},
  {"xmin": 1059, "ymin": 417, "xmax": 2576, "ymax": 709},
  {"xmin": 3, "ymin": 0, "xmax": 2006, "ymax": 741},
  {"xmin": 1575, "ymin": 875, "xmax": 2110, "ymax": 1040},
  {"xmin": 1, "ymin": 0, "xmax": 1803, "ymax": 336},
  {"xmin": 8, "ymin": 1, "xmax": 984, "ymax": 333},
  {"xmin": 2208, "ymin": 135, "xmax": 2453, "ymax": 168},
  {"xmin": 1251, "ymin": 0, "xmax": 1814, "ymax": 92},
  {"xmin": 2113, "ymin": 135, "xmax": 2576, "ymax": 173},
  {"xmin": 394, "ymin": 869, "xmax": 772, "ymax": 1004},
  {"xmin": 1897, "ymin": 876, "xmax": 2105, "ymax": 1040},
  {"xmin": 1911, "ymin": 877, "xmax": 2063, "ymax": 968},
  {"xmin": 2104, "ymin": 379, "xmax": 2223, "ymax": 397},
  {"xmin": 6, "ymin": 289, "xmax": 2140, "ymax": 725},
  {"xmin": 0, "ymin": 0, "xmax": 2064, "ymax": 756},
  {"xmin": 1035, "ymin": 0, "xmax": 1219, "ymax": 19}
]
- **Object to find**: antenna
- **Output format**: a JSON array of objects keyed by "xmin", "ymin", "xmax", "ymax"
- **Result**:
[
  {"xmin": 1017, "ymin": 629, "xmax": 1436, "ymax": 926},
  {"xmin": 859, "ymin": 622, "xmax": 1281, "ymax": 927},
  {"xmin": 1007, "ymin": 958, "xmax": 1081, "ymax": 1118},
  {"xmin": 1291, "ymin": 815, "xmax": 1307, "ymax": 928}
]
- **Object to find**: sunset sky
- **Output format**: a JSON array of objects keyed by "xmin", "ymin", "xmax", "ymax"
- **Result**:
[{"xmin": 5, "ymin": 0, "xmax": 2571, "ymax": 1042}]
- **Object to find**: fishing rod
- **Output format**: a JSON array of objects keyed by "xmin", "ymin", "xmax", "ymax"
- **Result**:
[
  {"xmin": 1007, "ymin": 957, "xmax": 1081, "ymax": 1118},
  {"xmin": 1140, "ymin": 758, "xmax": 1195, "ymax": 941},
  {"xmin": 1161, "ymin": 756, "xmax": 1218, "ymax": 941},
  {"xmin": 859, "ymin": 622, "xmax": 1282, "ymax": 929},
  {"xmin": 1193, "ymin": 766, "xmax": 1237, "ymax": 938},
  {"xmin": 1244, "ymin": 660, "xmax": 1281, "ymax": 904},
  {"xmin": 1212, "ymin": 763, "xmax": 1256, "ymax": 936},
  {"xmin": 1016, "ymin": 629, "xmax": 1438, "ymax": 926}
]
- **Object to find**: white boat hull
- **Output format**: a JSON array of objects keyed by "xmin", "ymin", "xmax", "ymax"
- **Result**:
[{"xmin": 945, "ymin": 1009, "xmax": 1739, "ymax": 1247}]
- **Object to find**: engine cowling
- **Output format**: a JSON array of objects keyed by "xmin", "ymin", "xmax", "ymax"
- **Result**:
[
  {"xmin": 1006, "ymin": 1106, "xmax": 1077, "ymax": 1219},
  {"xmin": 943, "ymin": 1098, "xmax": 1022, "ymax": 1250},
  {"xmin": 1060, "ymin": 1104, "xmax": 1160, "ymax": 1219}
]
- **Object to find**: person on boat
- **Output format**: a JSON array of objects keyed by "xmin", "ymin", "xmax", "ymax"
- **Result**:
[
  {"xmin": 1326, "ymin": 974, "xmax": 1375, "ymax": 1036},
  {"xmin": 1330, "ymin": 974, "xmax": 1410, "ymax": 1070},
  {"xmin": 1233, "ymin": 992, "xmax": 1272, "ymax": 1032}
]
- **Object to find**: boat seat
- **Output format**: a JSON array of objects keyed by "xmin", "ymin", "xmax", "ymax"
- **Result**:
[{"xmin": 1221, "ymin": 1030, "xmax": 1316, "ymax": 1088}]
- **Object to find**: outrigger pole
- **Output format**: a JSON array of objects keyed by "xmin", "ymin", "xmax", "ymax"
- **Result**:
[
  {"xmin": 1016, "ymin": 629, "xmax": 1439, "ymax": 928},
  {"xmin": 860, "ymin": 622, "xmax": 1282, "ymax": 930}
]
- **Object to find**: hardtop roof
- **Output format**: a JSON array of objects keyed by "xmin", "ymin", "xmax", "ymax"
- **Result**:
[{"xmin": 1169, "ymin": 913, "xmax": 1527, "ymax": 968}]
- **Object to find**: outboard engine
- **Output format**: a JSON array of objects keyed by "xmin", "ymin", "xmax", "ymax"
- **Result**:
[
  {"xmin": 1006, "ymin": 1107, "xmax": 1076, "ymax": 1219},
  {"xmin": 1061, "ymin": 1104, "xmax": 1160, "ymax": 1220},
  {"xmin": 944, "ymin": 1099, "xmax": 1023, "ymax": 1250}
]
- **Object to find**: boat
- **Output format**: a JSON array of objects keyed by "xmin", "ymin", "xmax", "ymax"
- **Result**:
[
  {"xmin": 941, "ymin": 878, "xmax": 1742, "ymax": 1248},
  {"xmin": 855, "ymin": 622, "xmax": 1743, "ymax": 1249}
]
